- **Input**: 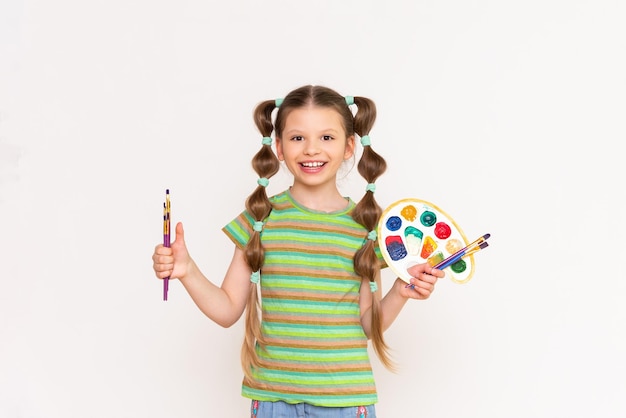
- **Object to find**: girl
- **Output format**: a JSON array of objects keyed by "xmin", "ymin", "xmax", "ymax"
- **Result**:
[{"xmin": 152, "ymin": 85, "xmax": 444, "ymax": 417}]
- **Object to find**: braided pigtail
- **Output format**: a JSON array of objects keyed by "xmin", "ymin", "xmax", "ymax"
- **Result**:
[
  {"xmin": 241, "ymin": 99, "xmax": 281, "ymax": 380},
  {"xmin": 348, "ymin": 96, "xmax": 393, "ymax": 370}
]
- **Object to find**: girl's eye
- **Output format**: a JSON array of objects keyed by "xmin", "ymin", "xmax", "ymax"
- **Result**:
[
  {"xmin": 322, "ymin": 135, "xmax": 333, "ymax": 141},
  {"xmin": 291, "ymin": 136, "xmax": 304, "ymax": 141}
]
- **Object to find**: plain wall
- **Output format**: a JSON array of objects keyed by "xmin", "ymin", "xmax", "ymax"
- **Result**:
[{"xmin": 1, "ymin": 0, "xmax": 625, "ymax": 417}]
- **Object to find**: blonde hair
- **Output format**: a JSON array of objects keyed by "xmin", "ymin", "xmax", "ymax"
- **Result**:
[{"xmin": 241, "ymin": 85, "xmax": 391, "ymax": 380}]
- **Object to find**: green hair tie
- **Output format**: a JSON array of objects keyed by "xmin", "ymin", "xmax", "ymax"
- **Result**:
[
  {"xmin": 262, "ymin": 136, "xmax": 272, "ymax": 145},
  {"xmin": 369, "ymin": 281, "xmax": 378, "ymax": 293},
  {"xmin": 253, "ymin": 221, "xmax": 264, "ymax": 232},
  {"xmin": 345, "ymin": 96, "xmax": 354, "ymax": 106},
  {"xmin": 275, "ymin": 98, "xmax": 283, "ymax": 107},
  {"xmin": 250, "ymin": 271, "xmax": 260, "ymax": 284},
  {"xmin": 366, "ymin": 183, "xmax": 376, "ymax": 193},
  {"xmin": 367, "ymin": 230, "xmax": 377, "ymax": 241},
  {"xmin": 360, "ymin": 135, "xmax": 371, "ymax": 146},
  {"xmin": 257, "ymin": 177, "xmax": 269, "ymax": 187}
]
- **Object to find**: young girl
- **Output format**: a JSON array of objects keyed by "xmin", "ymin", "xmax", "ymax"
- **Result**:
[{"xmin": 152, "ymin": 85, "xmax": 444, "ymax": 417}]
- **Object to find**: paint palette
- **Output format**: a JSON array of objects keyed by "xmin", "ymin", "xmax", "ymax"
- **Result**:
[{"xmin": 378, "ymin": 198, "xmax": 475, "ymax": 284}]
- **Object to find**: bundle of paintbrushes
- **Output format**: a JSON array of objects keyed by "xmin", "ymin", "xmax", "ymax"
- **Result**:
[
  {"xmin": 163, "ymin": 189, "xmax": 171, "ymax": 301},
  {"xmin": 432, "ymin": 233, "xmax": 490, "ymax": 271}
]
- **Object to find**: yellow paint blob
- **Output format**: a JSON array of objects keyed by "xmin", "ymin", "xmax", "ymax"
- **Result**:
[{"xmin": 400, "ymin": 205, "xmax": 417, "ymax": 221}]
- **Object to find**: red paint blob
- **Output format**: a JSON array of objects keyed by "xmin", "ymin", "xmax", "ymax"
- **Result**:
[
  {"xmin": 434, "ymin": 222, "xmax": 452, "ymax": 239},
  {"xmin": 385, "ymin": 235, "xmax": 403, "ymax": 245}
]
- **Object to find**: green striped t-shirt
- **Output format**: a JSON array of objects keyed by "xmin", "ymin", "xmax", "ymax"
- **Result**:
[{"xmin": 222, "ymin": 190, "xmax": 386, "ymax": 407}]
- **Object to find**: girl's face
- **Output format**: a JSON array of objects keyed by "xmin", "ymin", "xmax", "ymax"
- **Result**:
[{"xmin": 276, "ymin": 106, "xmax": 355, "ymax": 191}]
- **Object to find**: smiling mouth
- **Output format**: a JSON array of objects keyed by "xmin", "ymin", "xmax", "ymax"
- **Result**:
[{"xmin": 300, "ymin": 162, "xmax": 326, "ymax": 168}]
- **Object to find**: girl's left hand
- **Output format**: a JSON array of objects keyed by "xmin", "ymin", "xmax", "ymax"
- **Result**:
[{"xmin": 400, "ymin": 263, "xmax": 445, "ymax": 300}]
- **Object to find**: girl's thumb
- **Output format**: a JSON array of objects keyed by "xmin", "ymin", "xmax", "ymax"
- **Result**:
[{"xmin": 174, "ymin": 222, "xmax": 185, "ymax": 244}]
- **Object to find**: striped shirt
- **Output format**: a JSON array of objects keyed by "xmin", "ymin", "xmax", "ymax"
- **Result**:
[{"xmin": 222, "ymin": 190, "xmax": 386, "ymax": 407}]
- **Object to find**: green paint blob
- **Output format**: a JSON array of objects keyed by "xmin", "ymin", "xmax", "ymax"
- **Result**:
[
  {"xmin": 420, "ymin": 211, "xmax": 437, "ymax": 227},
  {"xmin": 451, "ymin": 259, "xmax": 467, "ymax": 273},
  {"xmin": 404, "ymin": 226, "xmax": 423, "ymax": 239}
]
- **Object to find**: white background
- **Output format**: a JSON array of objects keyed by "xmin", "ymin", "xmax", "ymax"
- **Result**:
[{"xmin": 1, "ymin": 1, "xmax": 625, "ymax": 417}]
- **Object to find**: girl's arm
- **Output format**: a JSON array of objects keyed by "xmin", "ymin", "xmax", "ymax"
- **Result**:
[
  {"xmin": 359, "ymin": 263, "xmax": 444, "ymax": 337},
  {"xmin": 152, "ymin": 222, "xmax": 251, "ymax": 328}
]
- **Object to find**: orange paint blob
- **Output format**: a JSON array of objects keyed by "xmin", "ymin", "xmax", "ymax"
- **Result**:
[{"xmin": 420, "ymin": 236, "xmax": 438, "ymax": 258}]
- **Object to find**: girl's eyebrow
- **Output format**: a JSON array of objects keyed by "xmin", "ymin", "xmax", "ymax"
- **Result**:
[{"xmin": 284, "ymin": 128, "xmax": 341, "ymax": 135}]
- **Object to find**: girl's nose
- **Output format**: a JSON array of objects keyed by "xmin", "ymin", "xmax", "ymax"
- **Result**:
[{"xmin": 304, "ymin": 139, "xmax": 320, "ymax": 155}]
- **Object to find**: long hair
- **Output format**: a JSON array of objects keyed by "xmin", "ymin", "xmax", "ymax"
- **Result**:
[{"xmin": 241, "ymin": 85, "xmax": 391, "ymax": 379}]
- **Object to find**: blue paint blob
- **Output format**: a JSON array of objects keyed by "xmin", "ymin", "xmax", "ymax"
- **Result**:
[
  {"xmin": 386, "ymin": 216, "xmax": 402, "ymax": 231},
  {"xmin": 387, "ymin": 241, "xmax": 408, "ymax": 261}
]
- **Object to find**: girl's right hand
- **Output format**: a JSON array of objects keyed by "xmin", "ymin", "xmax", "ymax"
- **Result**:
[{"xmin": 152, "ymin": 222, "xmax": 191, "ymax": 281}]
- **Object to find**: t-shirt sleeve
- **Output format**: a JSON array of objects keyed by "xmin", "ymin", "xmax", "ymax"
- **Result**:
[{"xmin": 222, "ymin": 210, "xmax": 255, "ymax": 250}]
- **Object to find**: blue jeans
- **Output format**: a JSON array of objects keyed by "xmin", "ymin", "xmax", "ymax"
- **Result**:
[{"xmin": 250, "ymin": 400, "xmax": 376, "ymax": 418}]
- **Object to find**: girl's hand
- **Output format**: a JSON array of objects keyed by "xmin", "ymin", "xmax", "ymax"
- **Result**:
[
  {"xmin": 400, "ymin": 263, "xmax": 445, "ymax": 300},
  {"xmin": 152, "ymin": 222, "xmax": 191, "ymax": 281}
]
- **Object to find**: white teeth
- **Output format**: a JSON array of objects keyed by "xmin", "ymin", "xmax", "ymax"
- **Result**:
[{"xmin": 301, "ymin": 162, "xmax": 324, "ymax": 167}]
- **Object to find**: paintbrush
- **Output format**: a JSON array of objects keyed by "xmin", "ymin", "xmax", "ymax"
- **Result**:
[{"xmin": 163, "ymin": 189, "xmax": 170, "ymax": 301}]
